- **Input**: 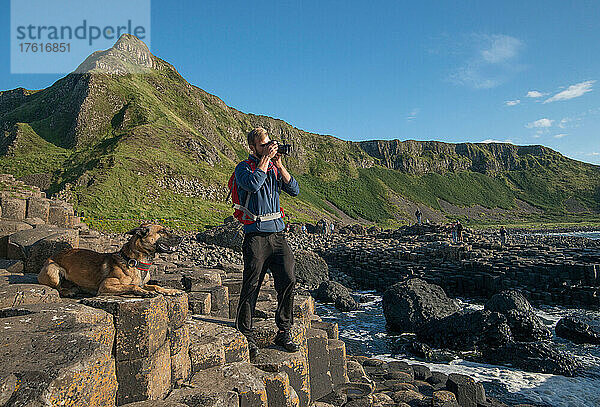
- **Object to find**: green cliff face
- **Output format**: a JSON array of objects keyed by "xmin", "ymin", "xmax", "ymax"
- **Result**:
[{"xmin": 1, "ymin": 34, "xmax": 599, "ymax": 231}]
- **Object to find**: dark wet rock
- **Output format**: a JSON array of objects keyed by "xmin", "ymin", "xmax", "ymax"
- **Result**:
[
  {"xmin": 432, "ymin": 390, "xmax": 459, "ymax": 407},
  {"xmin": 384, "ymin": 371, "xmax": 413, "ymax": 382},
  {"xmin": 346, "ymin": 360, "xmax": 368, "ymax": 382},
  {"xmin": 196, "ymin": 218, "xmax": 244, "ymax": 252},
  {"xmin": 317, "ymin": 390, "xmax": 346, "ymax": 406},
  {"xmin": 555, "ymin": 315, "xmax": 600, "ymax": 344},
  {"xmin": 446, "ymin": 373, "xmax": 486, "ymax": 407},
  {"xmin": 484, "ymin": 290, "xmax": 551, "ymax": 341},
  {"xmin": 382, "ymin": 278, "xmax": 460, "ymax": 333},
  {"xmin": 293, "ymin": 249, "xmax": 329, "ymax": 289},
  {"xmin": 362, "ymin": 358, "xmax": 386, "ymax": 368},
  {"xmin": 412, "ymin": 365, "xmax": 431, "ymax": 381},
  {"xmin": 343, "ymin": 395, "xmax": 373, "ymax": 407},
  {"xmin": 485, "ymin": 290, "xmax": 534, "ymax": 315},
  {"xmin": 427, "ymin": 371, "xmax": 448, "ymax": 389},
  {"xmin": 481, "ymin": 341, "xmax": 582, "ymax": 376},
  {"xmin": 391, "ymin": 389, "xmax": 425, "ymax": 405},
  {"xmin": 407, "ymin": 341, "xmax": 435, "ymax": 360},
  {"xmin": 314, "ymin": 281, "xmax": 359, "ymax": 311},
  {"xmin": 414, "ymin": 379, "xmax": 434, "ymax": 397},
  {"xmin": 502, "ymin": 309, "xmax": 551, "ymax": 342},
  {"xmin": 479, "ymin": 396, "xmax": 511, "ymax": 406},
  {"xmin": 417, "ymin": 310, "xmax": 512, "ymax": 351},
  {"xmin": 387, "ymin": 361, "xmax": 414, "ymax": 379},
  {"xmin": 372, "ymin": 392, "xmax": 394, "ymax": 405}
]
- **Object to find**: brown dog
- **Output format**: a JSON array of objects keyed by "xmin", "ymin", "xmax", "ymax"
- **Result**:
[{"xmin": 38, "ymin": 223, "xmax": 183, "ymax": 297}]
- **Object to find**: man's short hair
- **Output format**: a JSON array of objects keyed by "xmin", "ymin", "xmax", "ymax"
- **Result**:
[{"xmin": 247, "ymin": 127, "xmax": 268, "ymax": 146}]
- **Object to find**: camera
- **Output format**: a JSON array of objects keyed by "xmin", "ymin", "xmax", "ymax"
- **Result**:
[
  {"xmin": 278, "ymin": 144, "xmax": 292, "ymax": 155},
  {"xmin": 267, "ymin": 141, "xmax": 293, "ymax": 155}
]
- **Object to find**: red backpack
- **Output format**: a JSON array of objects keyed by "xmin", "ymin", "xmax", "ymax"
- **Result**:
[{"xmin": 227, "ymin": 159, "xmax": 285, "ymax": 224}]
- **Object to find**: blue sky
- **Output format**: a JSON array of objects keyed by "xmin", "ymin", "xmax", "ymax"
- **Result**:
[{"xmin": 2, "ymin": 0, "xmax": 599, "ymax": 164}]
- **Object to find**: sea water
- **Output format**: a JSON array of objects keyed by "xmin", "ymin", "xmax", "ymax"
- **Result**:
[
  {"xmin": 532, "ymin": 231, "xmax": 600, "ymax": 240},
  {"xmin": 315, "ymin": 292, "xmax": 600, "ymax": 407},
  {"xmin": 314, "ymin": 230, "xmax": 600, "ymax": 406}
]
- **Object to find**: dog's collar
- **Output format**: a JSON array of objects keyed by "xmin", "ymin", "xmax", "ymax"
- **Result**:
[{"xmin": 118, "ymin": 250, "xmax": 152, "ymax": 271}]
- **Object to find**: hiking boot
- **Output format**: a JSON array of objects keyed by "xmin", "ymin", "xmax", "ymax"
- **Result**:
[
  {"xmin": 274, "ymin": 330, "xmax": 299, "ymax": 352},
  {"xmin": 247, "ymin": 337, "xmax": 259, "ymax": 359}
]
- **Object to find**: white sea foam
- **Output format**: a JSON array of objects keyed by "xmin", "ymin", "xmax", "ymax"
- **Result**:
[
  {"xmin": 317, "ymin": 290, "xmax": 600, "ymax": 406},
  {"xmin": 376, "ymin": 355, "xmax": 600, "ymax": 407}
]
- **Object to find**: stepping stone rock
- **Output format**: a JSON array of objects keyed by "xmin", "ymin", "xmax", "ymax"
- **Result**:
[
  {"xmin": 0, "ymin": 303, "xmax": 117, "ymax": 406},
  {"xmin": 306, "ymin": 328, "xmax": 333, "ymax": 401},
  {"xmin": 164, "ymin": 291, "xmax": 188, "ymax": 329},
  {"xmin": 81, "ymin": 295, "xmax": 168, "ymax": 361},
  {"xmin": 446, "ymin": 373, "xmax": 486, "ymax": 407},
  {"xmin": 182, "ymin": 270, "xmax": 222, "ymax": 291},
  {"xmin": 188, "ymin": 316, "xmax": 249, "ymax": 363},
  {"xmin": 25, "ymin": 197, "xmax": 50, "ymax": 223},
  {"xmin": 432, "ymin": 390, "xmax": 459, "ymax": 407},
  {"xmin": 0, "ymin": 197, "xmax": 26, "ymax": 220},
  {"xmin": 253, "ymin": 318, "xmax": 307, "ymax": 353},
  {"xmin": 115, "ymin": 341, "xmax": 171, "ymax": 405},
  {"xmin": 0, "ymin": 283, "xmax": 60, "ymax": 308},
  {"xmin": 189, "ymin": 334, "xmax": 226, "ymax": 372},
  {"xmin": 188, "ymin": 291, "xmax": 211, "ymax": 315},
  {"xmin": 253, "ymin": 347, "xmax": 311, "ymax": 407},
  {"xmin": 328, "ymin": 339, "xmax": 349, "ymax": 385},
  {"xmin": 311, "ymin": 320, "xmax": 339, "ymax": 340},
  {"xmin": 169, "ymin": 362, "xmax": 268, "ymax": 407}
]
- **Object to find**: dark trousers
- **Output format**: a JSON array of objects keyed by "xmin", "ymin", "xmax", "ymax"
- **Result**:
[{"xmin": 235, "ymin": 231, "xmax": 296, "ymax": 339}]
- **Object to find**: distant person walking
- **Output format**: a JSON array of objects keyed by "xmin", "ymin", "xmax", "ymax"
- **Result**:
[
  {"xmin": 500, "ymin": 226, "xmax": 507, "ymax": 247},
  {"xmin": 415, "ymin": 208, "xmax": 422, "ymax": 225},
  {"xmin": 330, "ymin": 223, "xmax": 335, "ymax": 234},
  {"xmin": 302, "ymin": 224, "xmax": 307, "ymax": 234},
  {"xmin": 451, "ymin": 222, "xmax": 457, "ymax": 243},
  {"xmin": 456, "ymin": 221, "xmax": 463, "ymax": 242}
]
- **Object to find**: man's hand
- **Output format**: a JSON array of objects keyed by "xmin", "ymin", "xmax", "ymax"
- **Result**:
[
  {"xmin": 265, "ymin": 142, "xmax": 278, "ymax": 159},
  {"xmin": 273, "ymin": 153, "xmax": 292, "ymax": 184},
  {"xmin": 258, "ymin": 142, "xmax": 279, "ymax": 172},
  {"xmin": 272, "ymin": 153, "xmax": 283, "ymax": 169}
]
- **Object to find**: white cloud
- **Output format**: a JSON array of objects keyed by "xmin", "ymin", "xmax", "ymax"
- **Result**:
[
  {"xmin": 544, "ymin": 80, "xmax": 596, "ymax": 103},
  {"xmin": 450, "ymin": 34, "xmax": 524, "ymax": 89},
  {"xmin": 481, "ymin": 35, "xmax": 522, "ymax": 63},
  {"xmin": 526, "ymin": 90, "xmax": 544, "ymax": 98},
  {"xmin": 481, "ymin": 139, "xmax": 513, "ymax": 144},
  {"xmin": 553, "ymin": 133, "xmax": 568, "ymax": 139},
  {"xmin": 504, "ymin": 99, "xmax": 520, "ymax": 106},
  {"xmin": 525, "ymin": 118, "xmax": 554, "ymax": 128},
  {"xmin": 406, "ymin": 108, "xmax": 419, "ymax": 121}
]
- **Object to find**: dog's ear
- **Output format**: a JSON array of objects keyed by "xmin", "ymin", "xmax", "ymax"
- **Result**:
[{"xmin": 126, "ymin": 226, "xmax": 150, "ymax": 237}]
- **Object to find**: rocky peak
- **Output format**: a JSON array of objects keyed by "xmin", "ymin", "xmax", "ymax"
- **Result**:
[{"xmin": 73, "ymin": 33, "xmax": 157, "ymax": 75}]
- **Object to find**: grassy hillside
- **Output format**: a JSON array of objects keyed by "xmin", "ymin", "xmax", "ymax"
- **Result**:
[{"xmin": 1, "ymin": 34, "xmax": 599, "ymax": 232}]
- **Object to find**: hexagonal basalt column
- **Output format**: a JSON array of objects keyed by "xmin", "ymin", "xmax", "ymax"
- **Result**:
[
  {"xmin": 81, "ymin": 295, "xmax": 169, "ymax": 361},
  {"xmin": 252, "ymin": 347, "xmax": 310, "ymax": 407},
  {"xmin": 0, "ymin": 302, "xmax": 117, "ymax": 406},
  {"xmin": 81, "ymin": 295, "xmax": 172, "ymax": 404}
]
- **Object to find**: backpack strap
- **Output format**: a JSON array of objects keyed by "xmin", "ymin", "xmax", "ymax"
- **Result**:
[{"xmin": 233, "ymin": 159, "xmax": 283, "ymax": 223}]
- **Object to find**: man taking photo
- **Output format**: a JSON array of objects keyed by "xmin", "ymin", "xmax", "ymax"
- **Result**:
[{"xmin": 234, "ymin": 127, "xmax": 300, "ymax": 359}]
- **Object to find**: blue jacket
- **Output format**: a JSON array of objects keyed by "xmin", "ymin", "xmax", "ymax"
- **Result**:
[{"xmin": 234, "ymin": 155, "xmax": 300, "ymax": 233}]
